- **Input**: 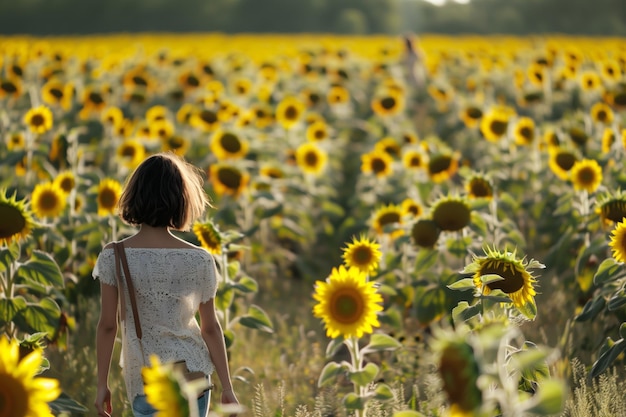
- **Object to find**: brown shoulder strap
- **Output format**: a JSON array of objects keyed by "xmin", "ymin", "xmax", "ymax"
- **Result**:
[{"xmin": 113, "ymin": 242, "xmax": 143, "ymax": 339}]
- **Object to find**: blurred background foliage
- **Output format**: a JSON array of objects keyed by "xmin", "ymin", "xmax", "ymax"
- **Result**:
[{"xmin": 1, "ymin": 0, "xmax": 625, "ymax": 36}]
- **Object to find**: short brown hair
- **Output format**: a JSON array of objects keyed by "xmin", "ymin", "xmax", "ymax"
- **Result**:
[{"xmin": 117, "ymin": 152, "xmax": 210, "ymax": 231}]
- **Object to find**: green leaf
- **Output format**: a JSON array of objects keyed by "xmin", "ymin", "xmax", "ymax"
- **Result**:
[
  {"xmin": 469, "ymin": 211, "xmax": 487, "ymax": 237},
  {"xmin": 379, "ymin": 307, "xmax": 402, "ymax": 328},
  {"xmin": 575, "ymin": 296, "xmax": 606, "ymax": 322},
  {"xmin": 239, "ymin": 304, "xmax": 273, "ymax": 333},
  {"xmin": 590, "ymin": 339, "xmax": 626, "ymax": 379},
  {"xmin": 445, "ymin": 235, "xmax": 472, "ymax": 258},
  {"xmin": 480, "ymin": 274, "xmax": 505, "ymax": 285},
  {"xmin": 215, "ymin": 286, "xmax": 234, "ymax": 311},
  {"xmin": 343, "ymin": 392, "xmax": 366, "ymax": 410},
  {"xmin": 226, "ymin": 261, "xmax": 240, "ymax": 279},
  {"xmin": 348, "ymin": 362, "xmax": 379, "ymax": 386},
  {"xmin": 373, "ymin": 383, "xmax": 394, "ymax": 401},
  {"xmin": 223, "ymin": 329, "xmax": 234, "ymax": 349},
  {"xmin": 318, "ymin": 361, "xmax": 344, "ymax": 387},
  {"xmin": 232, "ymin": 276, "xmax": 258, "ymax": 293},
  {"xmin": 452, "ymin": 301, "xmax": 481, "ymax": 323},
  {"xmin": 414, "ymin": 249, "xmax": 439, "ymax": 273},
  {"xmin": 620, "ymin": 322, "xmax": 626, "ymax": 340},
  {"xmin": 481, "ymin": 294, "xmax": 513, "ymax": 304},
  {"xmin": 325, "ymin": 338, "xmax": 344, "ymax": 358},
  {"xmin": 0, "ymin": 296, "xmax": 27, "ymax": 325},
  {"xmin": 16, "ymin": 250, "xmax": 64, "ymax": 288},
  {"xmin": 447, "ymin": 278, "xmax": 477, "ymax": 291},
  {"xmin": 608, "ymin": 291, "xmax": 626, "ymax": 311},
  {"xmin": 517, "ymin": 300, "xmax": 538, "ymax": 320},
  {"xmin": 524, "ymin": 380, "xmax": 565, "ymax": 414},
  {"xmin": 362, "ymin": 333, "xmax": 401, "ymax": 353},
  {"xmin": 511, "ymin": 349, "xmax": 548, "ymax": 373},
  {"xmin": 48, "ymin": 392, "xmax": 89, "ymax": 413},
  {"xmin": 256, "ymin": 203, "xmax": 283, "ymax": 219},
  {"xmin": 0, "ymin": 242, "xmax": 20, "ymax": 273},
  {"xmin": 13, "ymin": 298, "xmax": 61, "ymax": 335},
  {"xmin": 413, "ymin": 286, "xmax": 446, "ymax": 325},
  {"xmin": 593, "ymin": 258, "xmax": 625, "ymax": 286}
]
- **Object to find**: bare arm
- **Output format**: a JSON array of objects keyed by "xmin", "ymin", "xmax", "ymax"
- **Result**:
[
  {"xmin": 95, "ymin": 282, "xmax": 118, "ymax": 416},
  {"xmin": 199, "ymin": 298, "xmax": 239, "ymax": 406}
]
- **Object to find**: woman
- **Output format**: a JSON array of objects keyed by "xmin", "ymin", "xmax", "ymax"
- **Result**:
[{"xmin": 94, "ymin": 152, "xmax": 239, "ymax": 416}]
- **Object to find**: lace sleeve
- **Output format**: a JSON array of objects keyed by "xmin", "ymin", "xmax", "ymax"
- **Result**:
[
  {"xmin": 201, "ymin": 252, "xmax": 218, "ymax": 302},
  {"xmin": 93, "ymin": 249, "xmax": 117, "ymax": 287}
]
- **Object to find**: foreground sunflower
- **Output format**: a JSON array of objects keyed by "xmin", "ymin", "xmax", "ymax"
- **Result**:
[
  {"xmin": 193, "ymin": 221, "xmax": 223, "ymax": 255},
  {"xmin": 342, "ymin": 235, "xmax": 382, "ymax": 275},
  {"xmin": 463, "ymin": 246, "xmax": 543, "ymax": 317},
  {"xmin": 295, "ymin": 142, "xmax": 327, "ymax": 176},
  {"xmin": 96, "ymin": 178, "xmax": 122, "ymax": 216},
  {"xmin": 30, "ymin": 182, "xmax": 66, "ymax": 219},
  {"xmin": 609, "ymin": 220, "xmax": 626, "ymax": 263},
  {"xmin": 142, "ymin": 355, "xmax": 189, "ymax": 417},
  {"xmin": 0, "ymin": 189, "xmax": 37, "ymax": 246},
  {"xmin": 0, "ymin": 336, "xmax": 61, "ymax": 417},
  {"xmin": 596, "ymin": 190, "xmax": 626, "ymax": 227},
  {"xmin": 570, "ymin": 158, "xmax": 603, "ymax": 193},
  {"xmin": 312, "ymin": 265, "xmax": 383, "ymax": 339}
]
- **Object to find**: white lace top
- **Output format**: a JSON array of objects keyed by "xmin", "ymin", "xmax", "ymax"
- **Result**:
[{"xmin": 93, "ymin": 247, "xmax": 218, "ymax": 403}]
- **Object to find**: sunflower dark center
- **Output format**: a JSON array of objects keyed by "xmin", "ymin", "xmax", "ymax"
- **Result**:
[
  {"xmin": 31, "ymin": 114, "xmax": 45, "ymax": 127},
  {"xmin": 284, "ymin": 105, "xmax": 298, "ymax": 120},
  {"xmin": 481, "ymin": 260, "xmax": 525, "ymax": 294},
  {"xmin": 200, "ymin": 110, "xmax": 218, "ymax": 124},
  {"xmin": 519, "ymin": 126, "xmax": 533, "ymax": 141},
  {"xmin": 99, "ymin": 189, "xmax": 117, "ymax": 208},
  {"xmin": 569, "ymin": 127, "xmax": 588, "ymax": 145},
  {"xmin": 596, "ymin": 110, "xmax": 608, "ymax": 122},
  {"xmin": 221, "ymin": 133, "xmax": 242, "ymax": 153},
  {"xmin": 467, "ymin": 108, "xmax": 483, "ymax": 119},
  {"xmin": 59, "ymin": 177, "xmax": 75, "ymax": 192},
  {"xmin": 202, "ymin": 65, "xmax": 214, "ymax": 76},
  {"xmin": 50, "ymin": 88, "xmax": 64, "ymax": 99},
  {"xmin": 121, "ymin": 145, "xmax": 136, "ymax": 157},
  {"xmin": 12, "ymin": 65, "xmax": 23, "ymax": 77},
  {"xmin": 0, "ymin": 204, "xmax": 27, "ymax": 238},
  {"xmin": 371, "ymin": 158, "xmax": 387, "ymax": 173},
  {"xmin": 0, "ymin": 373, "xmax": 29, "ymax": 416},
  {"xmin": 132, "ymin": 75, "xmax": 148, "ymax": 86},
  {"xmin": 1, "ymin": 81, "xmax": 17, "ymax": 93},
  {"xmin": 613, "ymin": 92, "xmax": 626, "ymax": 106},
  {"xmin": 432, "ymin": 200, "xmax": 471, "ymax": 231},
  {"xmin": 217, "ymin": 167, "xmax": 242, "ymax": 190},
  {"xmin": 332, "ymin": 291, "xmax": 363, "ymax": 324},
  {"xmin": 489, "ymin": 120, "xmax": 508, "ymax": 136},
  {"xmin": 378, "ymin": 212, "xmax": 401, "ymax": 228},
  {"xmin": 381, "ymin": 97, "xmax": 396, "ymax": 110},
  {"xmin": 352, "ymin": 246, "xmax": 374, "ymax": 265},
  {"xmin": 439, "ymin": 344, "xmax": 481, "ymax": 410},
  {"xmin": 314, "ymin": 129, "xmax": 325, "ymax": 140},
  {"xmin": 304, "ymin": 151, "xmax": 319, "ymax": 166},
  {"xmin": 577, "ymin": 167, "xmax": 597, "ymax": 185},
  {"xmin": 602, "ymin": 201, "xmax": 626, "ymax": 223},
  {"xmin": 237, "ymin": 85, "xmax": 247, "ymax": 94},
  {"xmin": 428, "ymin": 156, "xmax": 452, "ymax": 175},
  {"xmin": 309, "ymin": 93, "xmax": 320, "ymax": 104},
  {"xmin": 168, "ymin": 136, "xmax": 185, "ymax": 148},
  {"xmin": 409, "ymin": 155, "xmax": 422, "ymax": 167},
  {"xmin": 186, "ymin": 75, "xmax": 199, "ymax": 87},
  {"xmin": 89, "ymin": 92, "xmax": 104, "ymax": 105},
  {"xmin": 469, "ymin": 179, "xmax": 492, "ymax": 197},
  {"xmin": 40, "ymin": 190, "xmax": 60, "ymax": 210}
]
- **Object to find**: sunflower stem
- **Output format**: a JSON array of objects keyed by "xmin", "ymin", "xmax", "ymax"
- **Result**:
[{"xmin": 346, "ymin": 335, "xmax": 365, "ymax": 417}]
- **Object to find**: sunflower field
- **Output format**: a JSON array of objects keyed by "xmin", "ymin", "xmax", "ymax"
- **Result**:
[{"xmin": 1, "ymin": 33, "xmax": 626, "ymax": 417}]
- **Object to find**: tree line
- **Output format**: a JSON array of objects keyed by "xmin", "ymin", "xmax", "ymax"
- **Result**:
[{"xmin": 0, "ymin": 0, "xmax": 624, "ymax": 36}]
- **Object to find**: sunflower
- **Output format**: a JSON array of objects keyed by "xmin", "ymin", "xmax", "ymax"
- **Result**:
[
  {"xmin": 259, "ymin": 165, "xmax": 285, "ymax": 179},
  {"xmin": 306, "ymin": 121, "xmax": 329, "ymax": 142},
  {"xmin": 430, "ymin": 195, "xmax": 471, "ymax": 232},
  {"xmin": 549, "ymin": 147, "xmax": 578, "ymax": 180},
  {"xmin": 30, "ymin": 182, "xmax": 66, "ymax": 219},
  {"xmin": 302, "ymin": 88, "xmax": 322, "ymax": 108},
  {"xmin": 41, "ymin": 79, "xmax": 72, "ymax": 110},
  {"xmin": 371, "ymin": 91, "xmax": 405, "ymax": 117},
  {"xmin": 312, "ymin": 265, "xmax": 383, "ymax": 339},
  {"xmin": 513, "ymin": 117, "xmax": 535, "ymax": 146},
  {"xmin": 79, "ymin": 86, "xmax": 107, "ymax": 119},
  {"xmin": 142, "ymin": 355, "xmax": 189, "ymax": 417},
  {"xmin": 193, "ymin": 221, "xmax": 223, "ymax": 255},
  {"xmin": 427, "ymin": 84, "xmax": 454, "ymax": 105},
  {"xmin": 580, "ymin": 71, "xmax": 602, "ymax": 92},
  {"xmin": 217, "ymin": 100, "xmax": 240, "ymax": 123},
  {"xmin": 209, "ymin": 164, "xmax": 250, "ymax": 197},
  {"xmin": 230, "ymin": 77, "xmax": 253, "ymax": 97},
  {"xmin": 609, "ymin": 220, "xmax": 626, "ymax": 263},
  {"xmin": 427, "ymin": 152, "xmax": 459, "ymax": 183},
  {"xmin": 6, "ymin": 132, "xmax": 26, "ymax": 151},
  {"xmin": 122, "ymin": 67, "xmax": 153, "ymax": 92},
  {"xmin": 601, "ymin": 127, "xmax": 616, "ymax": 154},
  {"xmin": 115, "ymin": 119, "xmax": 134, "ymax": 138},
  {"xmin": 401, "ymin": 198, "xmax": 423, "ymax": 218},
  {"xmin": 178, "ymin": 70, "xmax": 202, "ymax": 92},
  {"xmin": 295, "ymin": 142, "xmax": 327, "ymax": 176},
  {"xmin": 527, "ymin": 62, "xmax": 546, "ymax": 87},
  {"xmin": 570, "ymin": 158, "xmax": 603, "ymax": 193},
  {"xmin": 327, "ymin": 85, "xmax": 350, "ymax": 106},
  {"xmin": 590, "ymin": 102, "xmax": 614, "ymax": 125},
  {"xmin": 600, "ymin": 59, "xmax": 623, "ymax": 83},
  {"xmin": 402, "ymin": 131, "xmax": 419, "ymax": 145},
  {"xmin": 402, "ymin": 148, "xmax": 427, "ymax": 171},
  {"xmin": 116, "ymin": 139, "xmax": 146, "ymax": 169},
  {"xmin": 96, "ymin": 178, "xmax": 122, "ymax": 216},
  {"xmin": 53, "ymin": 171, "xmax": 76, "ymax": 195},
  {"xmin": 342, "ymin": 235, "xmax": 382, "ymax": 275},
  {"xmin": 371, "ymin": 203, "xmax": 404, "ymax": 238},
  {"xmin": 480, "ymin": 109, "xmax": 509, "ymax": 142},
  {"xmin": 210, "ymin": 129, "xmax": 249, "ymax": 160},
  {"xmin": 410, "ymin": 218, "xmax": 440, "ymax": 248},
  {"xmin": 0, "ymin": 78, "xmax": 22, "ymax": 99},
  {"xmin": 276, "ymin": 96, "xmax": 305, "ymax": 130},
  {"xmin": 0, "ymin": 189, "xmax": 37, "ymax": 246},
  {"xmin": 463, "ymin": 246, "xmax": 542, "ymax": 313},
  {"xmin": 542, "ymin": 128, "xmax": 560, "ymax": 150},
  {"xmin": 176, "ymin": 103, "xmax": 198, "ymax": 125},
  {"xmin": 465, "ymin": 174, "xmax": 494, "ymax": 200},
  {"xmin": 0, "ymin": 336, "xmax": 61, "ymax": 417},
  {"xmin": 191, "ymin": 109, "xmax": 220, "ymax": 132},
  {"xmin": 361, "ymin": 150, "xmax": 393, "ymax": 178},
  {"xmin": 374, "ymin": 137, "xmax": 402, "ymax": 158},
  {"xmin": 101, "ymin": 106, "xmax": 124, "ymax": 129},
  {"xmin": 596, "ymin": 190, "xmax": 626, "ymax": 226},
  {"xmin": 162, "ymin": 135, "xmax": 190, "ymax": 157},
  {"xmin": 436, "ymin": 337, "xmax": 482, "ymax": 414},
  {"xmin": 23, "ymin": 106, "xmax": 53, "ymax": 134},
  {"xmin": 460, "ymin": 105, "xmax": 483, "ymax": 129}
]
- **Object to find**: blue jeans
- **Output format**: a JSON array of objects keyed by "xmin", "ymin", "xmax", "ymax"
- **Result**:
[{"xmin": 132, "ymin": 390, "xmax": 210, "ymax": 417}]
